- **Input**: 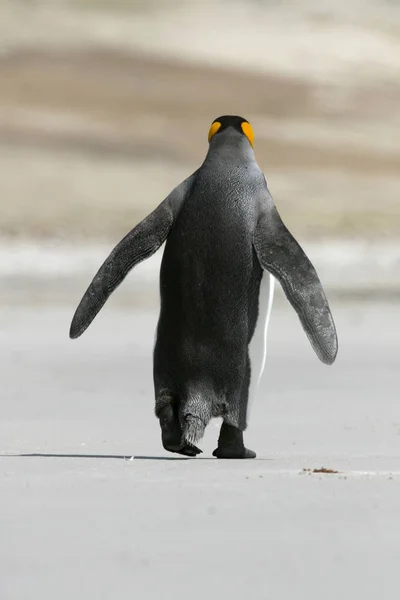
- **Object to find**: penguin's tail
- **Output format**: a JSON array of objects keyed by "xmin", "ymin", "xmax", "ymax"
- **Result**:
[{"xmin": 180, "ymin": 385, "xmax": 227, "ymax": 446}]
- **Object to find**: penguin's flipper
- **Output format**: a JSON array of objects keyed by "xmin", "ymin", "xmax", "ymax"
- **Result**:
[
  {"xmin": 253, "ymin": 195, "xmax": 338, "ymax": 365},
  {"xmin": 69, "ymin": 177, "xmax": 193, "ymax": 339}
]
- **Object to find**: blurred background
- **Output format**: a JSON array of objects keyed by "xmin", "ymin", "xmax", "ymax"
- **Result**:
[
  {"xmin": 2, "ymin": 4, "xmax": 400, "ymax": 597},
  {"xmin": 1, "ymin": 0, "xmax": 399, "ymax": 304}
]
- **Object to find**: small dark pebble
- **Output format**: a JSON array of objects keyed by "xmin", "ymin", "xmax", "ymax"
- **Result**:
[{"xmin": 302, "ymin": 467, "xmax": 339, "ymax": 474}]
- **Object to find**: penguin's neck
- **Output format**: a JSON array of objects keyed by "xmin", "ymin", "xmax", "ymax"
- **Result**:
[{"xmin": 204, "ymin": 137, "xmax": 257, "ymax": 167}]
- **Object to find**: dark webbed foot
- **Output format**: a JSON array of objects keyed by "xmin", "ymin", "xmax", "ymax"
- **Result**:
[
  {"xmin": 158, "ymin": 404, "xmax": 202, "ymax": 457},
  {"xmin": 176, "ymin": 444, "xmax": 203, "ymax": 457},
  {"xmin": 159, "ymin": 404, "xmax": 182, "ymax": 450},
  {"xmin": 213, "ymin": 422, "xmax": 256, "ymax": 459},
  {"xmin": 212, "ymin": 447, "xmax": 256, "ymax": 459},
  {"xmin": 163, "ymin": 442, "xmax": 202, "ymax": 457}
]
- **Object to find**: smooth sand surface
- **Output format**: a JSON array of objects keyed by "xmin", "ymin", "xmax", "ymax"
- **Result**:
[{"xmin": 1, "ymin": 301, "xmax": 400, "ymax": 599}]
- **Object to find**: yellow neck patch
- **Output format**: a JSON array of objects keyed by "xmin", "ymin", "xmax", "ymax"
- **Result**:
[
  {"xmin": 208, "ymin": 119, "xmax": 255, "ymax": 146},
  {"xmin": 241, "ymin": 121, "xmax": 254, "ymax": 147},
  {"xmin": 208, "ymin": 121, "xmax": 221, "ymax": 142}
]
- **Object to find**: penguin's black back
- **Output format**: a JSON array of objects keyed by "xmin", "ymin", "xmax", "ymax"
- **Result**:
[{"xmin": 154, "ymin": 161, "xmax": 264, "ymax": 416}]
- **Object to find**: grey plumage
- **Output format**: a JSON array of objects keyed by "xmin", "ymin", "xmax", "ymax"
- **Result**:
[
  {"xmin": 69, "ymin": 175, "xmax": 193, "ymax": 340},
  {"xmin": 69, "ymin": 115, "xmax": 338, "ymax": 458},
  {"xmin": 253, "ymin": 183, "xmax": 338, "ymax": 365}
]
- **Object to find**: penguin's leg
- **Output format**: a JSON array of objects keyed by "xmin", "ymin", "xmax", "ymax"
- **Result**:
[
  {"xmin": 212, "ymin": 422, "xmax": 256, "ymax": 459},
  {"xmin": 155, "ymin": 391, "xmax": 202, "ymax": 457},
  {"xmin": 212, "ymin": 361, "xmax": 256, "ymax": 459}
]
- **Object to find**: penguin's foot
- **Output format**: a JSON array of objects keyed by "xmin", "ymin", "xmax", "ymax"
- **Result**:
[
  {"xmin": 159, "ymin": 404, "xmax": 182, "ymax": 447},
  {"xmin": 176, "ymin": 443, "xmax": 203, "ymax": 457},
  {"xmin": 212, "ymin": 446, "xmax": 256, "ymax": 459},
  {"xmin": 213, "ymin": 422, "xmax": 256, "ymax": 459},
  {"xmin": 162, "ymin": 441, "xmax": 202, "ymax": 457},
  {"xmin": 158, "ymin": 404, "xmax": 202, "ymax": 457}
]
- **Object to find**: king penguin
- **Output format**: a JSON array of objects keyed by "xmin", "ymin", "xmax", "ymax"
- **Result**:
[{"xmin": 69, "ymin": 115, "xmax": 338, "ymax": 459}]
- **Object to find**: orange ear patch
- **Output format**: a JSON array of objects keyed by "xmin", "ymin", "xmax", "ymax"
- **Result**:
[
  {"xmin": 241, "ymin": 121, "xmax": 254, "ymax": 147},
  {"xmin": 208, "ymin": 121, "xmax": 221, "ymax": 142}
]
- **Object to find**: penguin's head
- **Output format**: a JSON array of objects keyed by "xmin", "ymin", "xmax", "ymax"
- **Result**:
[{"xmin": 208, "ymin": 115, "xmax": 254, "ymax": 148}]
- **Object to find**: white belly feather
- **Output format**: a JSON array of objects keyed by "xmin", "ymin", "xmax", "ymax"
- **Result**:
[{"xmin": 247, "ymin": 272, "xmax": 275, "ymax": 423}]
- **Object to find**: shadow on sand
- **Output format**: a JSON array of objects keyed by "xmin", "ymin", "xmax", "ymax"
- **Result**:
[
  {"xmin": 0, "ymin": 452, "xmax": 193, "ymax": 460},
  {"xmin": 1, "ymin": 453, "xmax": 272, "ymax": 461}
]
